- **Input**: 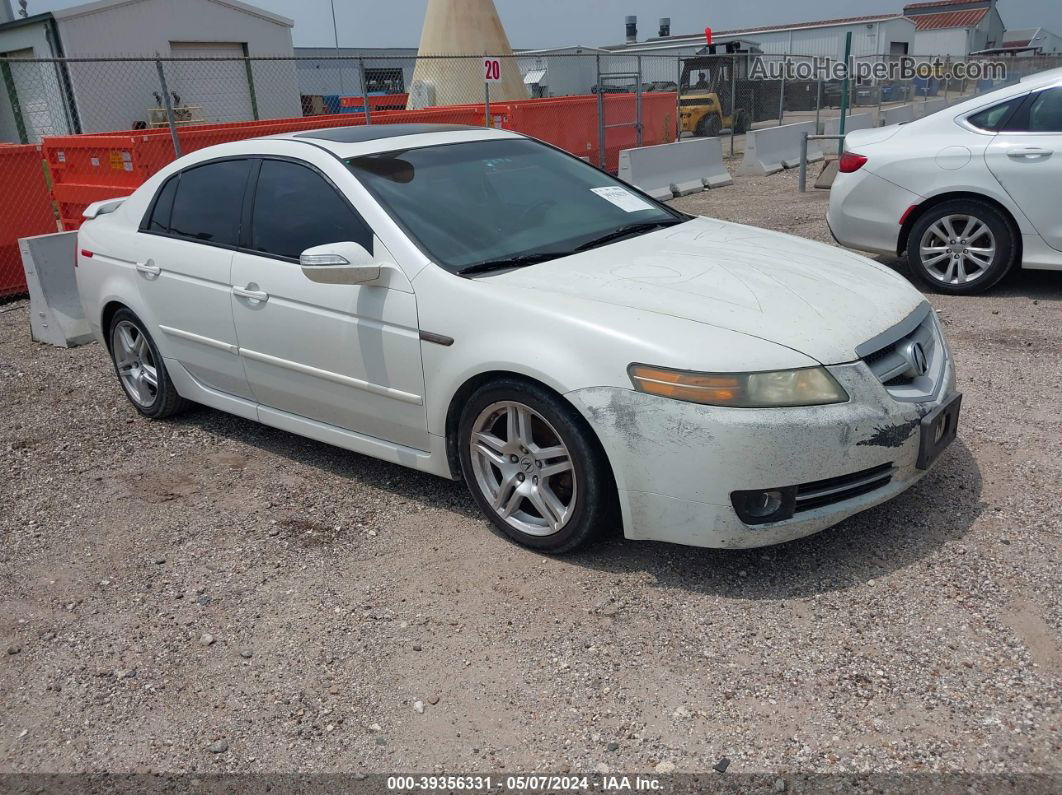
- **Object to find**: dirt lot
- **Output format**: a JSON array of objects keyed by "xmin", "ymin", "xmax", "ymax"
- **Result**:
[{"xmin": 2, "ymin": 166, "xmax": 1061, "ymax": 779}]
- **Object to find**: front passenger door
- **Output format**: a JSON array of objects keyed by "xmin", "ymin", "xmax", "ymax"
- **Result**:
[{"xmin": 230, "ymin": 157, "xmax": 428, "ymax": 451}]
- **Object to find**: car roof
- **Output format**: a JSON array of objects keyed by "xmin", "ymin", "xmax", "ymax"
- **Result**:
[{"xmin": 267, "ymin": 123, "xmax": 521, "ymax": 157}]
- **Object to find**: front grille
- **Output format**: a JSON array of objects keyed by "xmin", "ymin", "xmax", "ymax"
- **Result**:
[
  {"xmin": 794, "ymin": 463, "xmax": 895, "ymax": 513},
  {"xmin": 857, "ymin": 304, "xmax": 946, "ymax": 403}
]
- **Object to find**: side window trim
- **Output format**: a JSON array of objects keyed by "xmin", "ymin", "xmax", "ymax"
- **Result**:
[
  {"xmin": 139, "ymin": 171, "xmax": 178, "ymax": 233},
  {"xmin": 244, "ymin": 154, "xmax": 375, "ymax": 264}
]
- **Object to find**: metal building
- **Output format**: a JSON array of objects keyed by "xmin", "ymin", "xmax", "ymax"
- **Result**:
[
  {"xmin": 604, "ymin": 14, "xmax": 918, "ymax": 61},
  {"xmin": 974, "ymin": 27, "xmax": 1062, "ymax": 57},
  {"xmin": 903, "ymin": 0, "xmax": 1005, "ymax": 57},
  {"xmin": 0, "ymin": 0, "xmax": 298, "ymax": 143}
]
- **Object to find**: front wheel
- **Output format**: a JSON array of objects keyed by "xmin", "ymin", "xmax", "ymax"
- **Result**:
[
  {"xmin": 906, "ymin": 200, "xmax": 1016, "ymax": 294},
  {"xmin": 458, "ymin": 378, "xmax": 616, "ymax": 554}
]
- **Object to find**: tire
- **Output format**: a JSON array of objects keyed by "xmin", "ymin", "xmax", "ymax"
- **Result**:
[
  {"xmin": 108, "ymin": 308, "xmax": 189, "ymax": 419},
  {"xmin": 732, "ymin": 109, "xmax": 750, "ymax": 135},
  {"xmin": 457, "ymin": 378, "xmax": 616, "ymax": 554},
  {"xmin": 696, "ymin": 113, "xmax": 722, "ymax": 138},
  {"xmin": 906, "ymin": 199, "xmax": 1016, "ymax": 294}
]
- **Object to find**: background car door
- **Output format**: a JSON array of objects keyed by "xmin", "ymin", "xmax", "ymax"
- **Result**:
[
  {"xmin": 230, "ymin": 157, "xmax": 428, "ymax": 451},
  {"xmin": 135, "ymin": 158, "xmax": 254, "ymax": 400},
  {"xmin": 985, "ymin": 86, "xmax": 1062, "ymax": 252}
]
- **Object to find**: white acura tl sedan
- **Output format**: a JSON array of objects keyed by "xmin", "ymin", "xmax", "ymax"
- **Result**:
[
  {"xmin": 828, "ymin": 67, "xmax": 1062, "ymax": 294},
  {"xmin": 76, "ymin": 124, "xmax": 960, "ymax": 553}
]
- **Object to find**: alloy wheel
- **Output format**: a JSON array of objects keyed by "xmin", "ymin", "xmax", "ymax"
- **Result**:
[
  {"xmin": 469, "ymin": 401, "xmax": 577, "ymax": 537},
  {"xmin": 918, "ymin": 214, "xmax": 996, "ymax": 285},
  {"xmin": 112, "ymin": 320, "xmax": 159, "ymax": 407}
]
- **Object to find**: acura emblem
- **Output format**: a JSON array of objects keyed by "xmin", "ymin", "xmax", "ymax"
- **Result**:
[{"xmin": 901, "ymin": 340, "xmax": 929, "ymax": 377}]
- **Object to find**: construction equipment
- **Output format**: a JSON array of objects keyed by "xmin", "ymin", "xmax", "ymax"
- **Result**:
[{"xmin": 677, "ymin": 40, "xmax": 759, "ymax": 138}]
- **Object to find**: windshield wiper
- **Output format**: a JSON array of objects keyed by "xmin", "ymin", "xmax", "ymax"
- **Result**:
[
  {"xmin": 458, "ymin": 251, "xmax": 568, "ymax": 276},
  {"xmin": 573, "ymin": 219, "xmax": 684, "ymax": 253}
]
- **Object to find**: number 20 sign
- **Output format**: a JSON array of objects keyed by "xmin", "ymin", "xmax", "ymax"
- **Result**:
[{"xmin": 483, "ymin": 57, "xmax": 502, "ymax": 83}]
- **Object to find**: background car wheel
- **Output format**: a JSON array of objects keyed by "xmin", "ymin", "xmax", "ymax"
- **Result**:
[
  {"xmin": 108, "ymin": 309, "xmax": 189, "ymax": 419},
  {"xmin": 907, "ymin": 200, "xmax": 1015, "ymax": 294},
  {"xmin": 731, "ymin": 109, "xmax": 750, "ymax": 134},
  {"xmin": 695, "ymin": 113, "xmax": 722, "ymax": 138},
  {"xmin": 458, "ymin": 378, "xmax": 616, "ymax": 554}
]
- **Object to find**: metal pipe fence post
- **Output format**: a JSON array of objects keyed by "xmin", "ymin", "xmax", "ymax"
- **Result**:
[
  {"xmin": 155, "ymin": 58, "xmax": 182, "ymax": 158},
  {"xmin": 799, "ymin": 132, "xmax": 808, "ymax": 192},
  {"xmin": 730, "ymin": 54, "xmax": 737, "ymax": 157},
  {"xmin": 635, "ymin": 55, "xmax": 643, "ymax": 147},
  {"xmin": 358, "ymin": 57, "xmax": 372, "ymax": 125},
  {"xmin": 484, "ymin": 80, "xmax": 491, "ymax": 128},
  {"xmin": 815, "ymin": 74, "xmax": 822, "ymax": 134},
  {"xmin": 778, "ymin": 55, "xmax": 786, "ymax": 125},
  {"xmin": 596, "ymin": 54, "xmax": 606, "ymax": 169}
]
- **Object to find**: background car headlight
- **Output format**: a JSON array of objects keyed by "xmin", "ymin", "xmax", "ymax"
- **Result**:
[{"xmin": 627, "ymin": 364, "xmax": 848, "ymax": 408}]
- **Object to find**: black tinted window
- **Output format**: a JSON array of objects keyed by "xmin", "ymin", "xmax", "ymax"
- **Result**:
[
  {"xmin": 251, "ymin": 159, "xmax": 372, "ymax": 260},
  {"xmin": 967, "ymin": 98, "xmax": 1021, "ymax": 131},
  {"xmin": 1025, "ymin": 88, "xmax": 1062, "ymax": 132},
  {"xmin": 168, "ymin": 159, "xmax": 250, "ymax": 245},
  {"xmin": 146, "ymin": 175, "xmax": 177, "ymax": 232}
]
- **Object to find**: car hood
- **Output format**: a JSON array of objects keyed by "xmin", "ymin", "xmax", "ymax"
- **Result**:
[{"xmin": 488, "ymin": 217, "xmax": 924, "ymax": 364}]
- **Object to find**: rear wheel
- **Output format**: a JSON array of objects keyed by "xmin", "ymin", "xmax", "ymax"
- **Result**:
[
  {"xmin": 108, "ymin": 309, "xmax": 189, "ymax": 418},
  {"xmin": 906, "ymin": 199, "xmax": 1015, "ymax": 294},
  {"xmin": 458, "ymin": 378, "xmax": 615, "ymax": 554}
]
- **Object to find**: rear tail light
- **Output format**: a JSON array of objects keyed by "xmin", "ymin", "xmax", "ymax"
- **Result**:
[{"xmin": 838, "ymin": 151, "xmax": 868, "ymax": 173}]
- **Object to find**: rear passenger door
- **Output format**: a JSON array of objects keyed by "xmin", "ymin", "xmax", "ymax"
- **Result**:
[
  {"xmin": 985, "ymin": 86, "xmax": 1062, "ymax": 252},
  {"xmin": 229, "ymin": 156, "xmax": 428, "ymax": 451},
  {"xmin": 135, "ymin": 158, "xmax": 254, "ymax": 400}
]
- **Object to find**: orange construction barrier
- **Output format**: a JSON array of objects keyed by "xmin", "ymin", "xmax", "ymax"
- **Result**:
[
  {"xmin": 44, "ymin": 106, "xmax": 487, "ymax": 229},
  {"xmin": 0, "ymin": 145, "xmax": 58, "ymax": 298},
  {"xmin": 39, "ymin": 93, "xmax": 677, "ymax": 232}
]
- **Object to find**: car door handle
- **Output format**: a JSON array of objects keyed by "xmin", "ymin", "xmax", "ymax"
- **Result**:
[
  {"xmin": 232, "ymin": 285, "xmax": 269, "ymax": 302},
  {"xmin": 135, "ymin": 260, "xmax": 161, "ymax": 276},
  {"xmin": 1006, "ymin": 146, "xmax": 1052, "ymax": 159}
]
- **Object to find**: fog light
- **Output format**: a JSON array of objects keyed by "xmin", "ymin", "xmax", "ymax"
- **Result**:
[{"xmin": 731, "ymin": 487, "xmax": 797, "ymax": 525}]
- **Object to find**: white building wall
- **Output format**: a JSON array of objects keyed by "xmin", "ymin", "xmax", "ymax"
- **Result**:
[
  {"xmin": 294, "ymin": 47, "xmax": 418, "ymax": 99},
  {"xmin": 0, "ymin": 21, "xmax": 72, "ymax": 142},
  {"xmin": 913, "ymin": 28, "xmax": 969, "ymax": 58},
  {"xmin": 56, "ymin": 0, "xmax": 299, "ymax": 132}
]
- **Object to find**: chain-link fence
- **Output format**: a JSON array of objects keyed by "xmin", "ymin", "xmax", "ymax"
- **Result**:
[{"xmin": 2, "ymin": 51, "xmax": 1060, "ymax": 297}]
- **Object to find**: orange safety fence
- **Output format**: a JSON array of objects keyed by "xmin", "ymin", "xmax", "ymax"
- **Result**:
[
  {"xmin": 0, "ymin": 145, "xmax": 60, "ymax": 298},
  {"xmin": 10, "ymin": 94, "xmax": 678, "ymax": 254}
]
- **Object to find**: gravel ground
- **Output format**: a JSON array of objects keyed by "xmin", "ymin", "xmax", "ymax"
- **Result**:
[{"xmin": 1, "ymin": 167, "xmax": 1060, "ymax": 778}]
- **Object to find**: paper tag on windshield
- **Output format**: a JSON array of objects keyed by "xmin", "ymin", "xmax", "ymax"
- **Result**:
[{"xmin": 590, "ymin": 186, "xmax": 654, "ymax": 213}]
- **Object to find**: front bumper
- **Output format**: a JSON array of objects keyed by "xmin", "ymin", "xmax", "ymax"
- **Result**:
[{"xmin": 566, "ymin": 359, "xmax": 957, "ymax": 548}]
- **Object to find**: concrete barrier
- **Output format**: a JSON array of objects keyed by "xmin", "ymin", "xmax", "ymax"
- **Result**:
[
  {"xmin": 737, "ymin": 121, "xmax": 820, "ymax": 177},
  {"xmin": 19, "ymin": 231, "xmax": 93, "ymax": 348},
  {"xmin": 822, "ymin": 112, "xmax": 876, "ymax": 136},
  {"xmin": 618, "ymin": 137, "xmax": 732, "ymax": 200},
  {"xmin": 880, "ymin": 104, "xmax": 915, "ymax": 126},
  {"xmin": 915, "ymin": 97, "xmax": 948, "ymax": 118}
]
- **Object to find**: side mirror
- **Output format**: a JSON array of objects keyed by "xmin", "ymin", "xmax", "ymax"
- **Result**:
[{"xmin": 300, "ymin": 241, "xmax": 381, "ymax": 285}]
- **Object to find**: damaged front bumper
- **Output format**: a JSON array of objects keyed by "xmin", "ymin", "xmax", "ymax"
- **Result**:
[{"xmin": 566, "ymin": 358, "xmax": 957, "ymax": 549}]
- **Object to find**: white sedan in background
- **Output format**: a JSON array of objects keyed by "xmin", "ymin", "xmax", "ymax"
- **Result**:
[
  {"xmin": 829, "ymin": 67, "xmax": 1062, "ymax": 293},
  {"xmin": 76, "ymin": 124, "xmax": 959, "ymax": 554}
]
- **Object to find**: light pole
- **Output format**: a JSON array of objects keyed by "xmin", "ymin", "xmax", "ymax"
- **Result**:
[{"xmin": 330, "ymin": 0, "xmax": 346, "ymax": 96}]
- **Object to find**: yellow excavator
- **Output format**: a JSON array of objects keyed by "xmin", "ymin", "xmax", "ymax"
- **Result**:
[{"xmin": 678, "ymin": 41, "xmax": 758, "ymax": 137}]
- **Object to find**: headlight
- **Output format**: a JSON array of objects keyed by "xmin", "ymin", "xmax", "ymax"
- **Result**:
[{"xmin": 627, "ymin": 363, "xmax": 849, "ymax": 408}]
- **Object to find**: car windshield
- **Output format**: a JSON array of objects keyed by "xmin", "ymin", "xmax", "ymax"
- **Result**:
[{"xmin": 345, "ymin": 138, "xmax": 685, "ymax": 273}]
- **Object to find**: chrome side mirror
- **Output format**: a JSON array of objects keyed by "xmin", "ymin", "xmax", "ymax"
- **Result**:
[{"xmin": 299, "ymin": 241, "xmax": 380, "ymax": 285}]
